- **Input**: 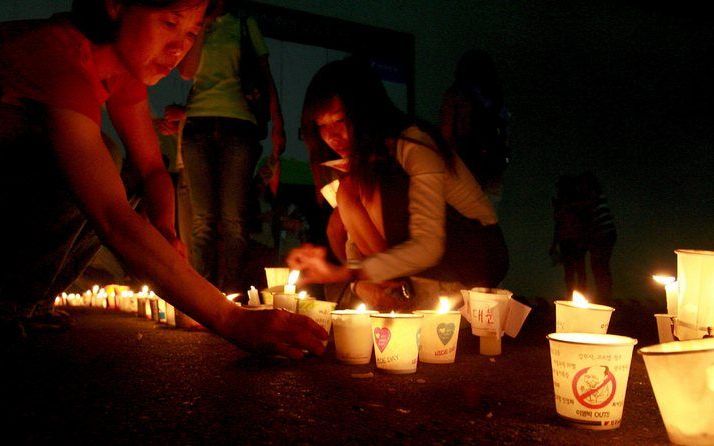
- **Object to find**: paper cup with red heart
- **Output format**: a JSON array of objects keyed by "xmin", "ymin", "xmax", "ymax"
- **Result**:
[
  {"xmin": 370, "ymin": 313, "xmax": 424, "ymax": 374},
  {"xmin": 413, "ymin": 310, "xmax": 461, "ymax": 364}
]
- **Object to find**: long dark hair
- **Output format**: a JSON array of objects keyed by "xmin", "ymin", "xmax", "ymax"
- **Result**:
[
  {"xmin": 302, "ymin": 57, "xmax": 451, "ymax": 196},
  {"xmin": 71, "ymin": 0, "xmax": 219, "ymax": 43}
]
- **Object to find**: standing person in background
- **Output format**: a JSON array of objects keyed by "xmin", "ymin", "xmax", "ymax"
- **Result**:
[
  {"xmin": 580, "ymin": 171, "xmax": 616, "ymax": 302},
  {"xmin": 0, "ymin": 0, "xmax": 325, "ymax": 357},
  {"xmin": 440, "ymin": 49, "xmax": 510, "ymax": 204},
  {"xmin": 288, "ymin": 58, "xmax": 508, "ymax": 311},
  {"xmin": 178, "ymin": 0, "xmax": 285, "ymax": 294},
  {"xmin": 550, "ymin": 172, "xmax": 616, "ymax": 303}
]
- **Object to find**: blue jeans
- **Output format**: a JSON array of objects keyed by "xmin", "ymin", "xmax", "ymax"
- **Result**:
[{"xmin": 182, "ymin": 117, "xmax": 261, "ymax": 293}]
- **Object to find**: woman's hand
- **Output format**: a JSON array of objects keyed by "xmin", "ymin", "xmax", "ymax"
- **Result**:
[
  {"xmin": 287, "ymin": 244, "xmax": 352, "ymax": 285},
  {"xmin": 222, "ymin": 306, "xmax": 328, "ymax": 359}
]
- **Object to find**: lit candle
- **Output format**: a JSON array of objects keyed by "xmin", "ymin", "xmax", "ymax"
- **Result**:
[
  {"xmin": 370, "ymin": 311, "xmax": 424, "ymax": 374},
  {"xmin": 653, "ymin": 275, "xmax": 678, "ymax": 316},
  {"xmin": 414, "ymin": 297, "xmax": 462, "ymax": 364},
  {"xmin": 284, "ymin": 270, "xmax": 300, "ymax": 294},
  {"xmin": 247, "ymin": 286, "xmax": 260, "ymax": 306},
  {"xmin": 554, "ymin": 291, "xmax": 615, "ymax": 334},
  {"xmin": 332, "ymin": 304, "xmax": 379, "ymax": 364}
]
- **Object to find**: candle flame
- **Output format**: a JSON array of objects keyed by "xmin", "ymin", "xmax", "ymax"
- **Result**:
[
  {"xmin": 389, "ymin": 310, "xmax": 396, "ymax": 317},
  {"xmin": 355, "ymin": 303, "xmax": 367, "ymax": 313},
  {"xmin": 141, "ymin": 285, "xmax": 149, "ymax": 294},
  {"xmin": 652, "ymin": 275, "xmax": 676, "ymax": 286},
  {"xmin": 437, "ymin": 297, "xmax": 451, "ymax": 314},
  {"xmin": 287, "ymin": 270, "xmax": 300, "ymax": 285},
  {"xmin": 92, "ymin": 285, "xmax": 100, "ymax": 294},
  {"xmin": 572, "ymin": 291, "xmax": 589, "ymax": 308},
  {"xmin": 297, "ymin": 291, "xmax": 308, "ymax": 299}
]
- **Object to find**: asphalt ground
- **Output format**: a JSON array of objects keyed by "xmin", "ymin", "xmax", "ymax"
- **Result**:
[{"xmin": 3, "ymin": 299, "xmax": 671, "ymax": 445}]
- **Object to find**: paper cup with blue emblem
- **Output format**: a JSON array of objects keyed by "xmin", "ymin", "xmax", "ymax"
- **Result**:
[
  {"xmin": 414, "ymin": 309, "xmax": 461, "ymax": 364},
  {"xmin": 370, "ymin": 312, "xmax": 423, "ymax": 374},
  {"xmin": 547, "ymin": 332, "xmax": 638, "ymax": 430}
]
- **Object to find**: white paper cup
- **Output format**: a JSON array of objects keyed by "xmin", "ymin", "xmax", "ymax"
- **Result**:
[
  {"xmin": 332, "ymin": 310, "xmax": 379, "ymax": 364},
  {"xmin": 371, "ymin": 313, "xmax": 424, "ymax": 374},
  {"xmin": 547, "ymin": 332, "xmax": 638, "ymax": 430},
  {"xmin": 675, "ymin": 250, "xmax": 714, "ymax": 340},
  {"xmin": 264, "ymin": 267, "xmax": 291, "ymax": 289},
  {"xmin": 414, "ymin": 310, "xmax": 461, "ymax": 364},
  {"xmin": 654, "ymin": 314, "xmax": 676, "ymax": 343},
  {"xmin": 555, "ymin": 300, "xmax": 614, "ymax": 334},
  {"xmin": 273, "ymin": 293, "xmax": 315, "ymax": 313},
  {"xmin": 165, "ymin": 302, "xmax": 176, "ymax": 326},
  {"xmin": 297, "ymin": 300, "xmax": 337, "ymax": 338},
  {"xmin": 639, "ymin": 338, "xmax": 714, "ymax": 446},
  {"xmin": 468, "ymin": 288, "xmax": 512, "ymax": 337}
]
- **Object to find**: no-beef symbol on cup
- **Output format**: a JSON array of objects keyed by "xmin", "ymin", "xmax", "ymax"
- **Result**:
[{"xmin": 572, "ymin": 366, "xmax": 616, "ymax": 409}]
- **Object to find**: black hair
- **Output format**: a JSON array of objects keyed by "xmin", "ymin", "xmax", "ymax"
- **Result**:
[
  {"xmin": 302, "ymin": 57, "xmax": 451, "ymax": 195},
  {"xmin": 71, "ymin": 0, "xmax": 219, "ymax": 44}
]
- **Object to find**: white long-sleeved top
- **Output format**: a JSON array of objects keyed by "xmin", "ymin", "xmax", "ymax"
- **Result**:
[{"xmin": 358, "ymin": 126, "xmax": 497, "ymax": 282}]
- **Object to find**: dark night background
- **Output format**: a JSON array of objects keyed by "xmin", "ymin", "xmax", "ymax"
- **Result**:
[{"xmin": 2, "ymin": 0, "xmax": 712, "ymax": 303}]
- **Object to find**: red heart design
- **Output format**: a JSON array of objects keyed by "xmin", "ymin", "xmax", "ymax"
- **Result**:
[{"xmin": 374, "ymin": 327, "xmax": 391, "ymax": 352}]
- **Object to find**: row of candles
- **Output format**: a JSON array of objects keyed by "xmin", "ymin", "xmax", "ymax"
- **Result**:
[
  {"xmin": 55, "ymin": 251, "xmax": 714, "ymax": 445},
  {"xmin": 545, "ymin": 249, "xmax": 714, "ymax": 446}
]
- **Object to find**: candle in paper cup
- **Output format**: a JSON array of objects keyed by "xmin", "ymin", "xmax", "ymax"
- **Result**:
[
  {"xmin": 548, "ymin": 332, "xmax": 638, "ymax": 430},
  {"xmin": 157, "ymin": 298, "xmax": 168, "ymax": 323},
  {"xmin": 283, "ymin": 270, "xmax": 300, "ymax": 294},
  {"xmin": 674, "ymin": 249, "xmax": 714, "ymax": 340},
  {"xmin": 260, "ymin": 286, "xmax": 281, "ymax": 306},
  {"xmin": 264, "ymin": 267, "xmax": 290, "ymax": 289},
  {"xmin": 332, "ymin": 304, "xmax": 379, "ymax": 364},
  {"xmin": 555, "ymin": 291, "xmax": 614, "ymax": 334},
  {"xmin": 654, "ymin": 314, "xmax": 676, "ymax": 343},
  {"xmin": 370, "ymin": 312, "xmax": 423, "ymax": 374},
  {"xmin": 297, "ymin": 299, "xmax": 337, "ymax": 345},
  {"xmin": 165, "ymin": 301, "xmax": 176, "ymax": 326},
  {"xmin": 414, "ymin": 297, "xmax": 461, "ymax": 364},
  {"xmin": 468, "ymin": 288, "xmax": 512, "ymax": 356},
  {"xmin": 639, "ymin": 338, "xmax": 714, "ymax": 445},
  {"xmin": 274, "ymin": 291, "xmax": 313, "ymax": 312}
]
